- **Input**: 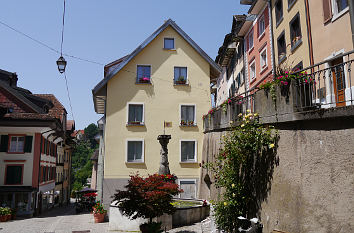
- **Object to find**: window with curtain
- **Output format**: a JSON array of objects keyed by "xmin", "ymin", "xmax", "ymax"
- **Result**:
[
  {"xmin": 174, "ymin": 67, "xmax": 187, "ymax": 83},
  {"xmin": 181, "ymin": 141, "xmax": 196, "ymax": 162},
  {"xmin": 258, "ymin": 15, "xmax": 265, "ymax": 36},
  {"xmin": 5, "ymin": 165, "xmax": 23, "ymax": 185},
  {"xmin": 181, "ymin": 105, "xmax": 195, "ymax": 125},
  {"xmin": 9, "ymin": 136, "xmax": 25, "ymax": 153},
  {"xmin": 128, "ymin": 104, "xmax": 143, "ymax": 124},
  {"xmin": 248, "ymin": 31, "xmax": 254, "ymax": 50},
  {"xmin": 179, "ymin": 180, "xmax": 196, "ymax": 199},
  {"xmin": 137, "ymin": 65, "xmax": 151, "ymax": 83},
  {"xmin": 127, "ymin": 141, "xmax": 143, "ymax": 162},
  {"xmin": 164, "ymin": 38, "xmax": 175, "ymax": 49}
]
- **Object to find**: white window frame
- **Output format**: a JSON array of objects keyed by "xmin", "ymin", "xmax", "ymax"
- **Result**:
[
  {"xmin": 136, "ymin": 64, "xmax": 152, "ymax": 83},
  {"xmin": 179, "ymin": 104, "xmax": 197, "ymax": 126},
  {"xmin": 331, "ymin": 0, "xmax": 349, "ymax": 22},
  {"xmin": 248, "ymin": 30, "xmax": 254, "ymax": 51},
  {"xmin": 174, "ymin": 66, "xmax": 188, "ymax": 84},
  {"xmin": 179, "ymin": 139, "xmax": 197, "ymax": 163},
  {"xmin": 260, "ymin": 46, "xmax": 267, "ymax": 72},
  {"xmin": 258, "ymin": 14, "xmax": 265, "ymax": 38},
  {"xmin": 9, "ymin": 135, "xmax": 25, "ymax": 153},
  {"xmin": 163, "ymin": 37, "xmax": 175, "ymax": 50},
  {"xmin": 126, "ymin": 139, "xmax": 145, "ymax": 163},
  {"xmin": 178, "ymin": 179, "xmax": 197, "ymax": 199},
  {"xmin": 250, "ymin": 60, "xmax": 256, "ymax": 81},
  {"xmin": 126, "ymin": 102, "xmax": 145, "ymax": 125}
]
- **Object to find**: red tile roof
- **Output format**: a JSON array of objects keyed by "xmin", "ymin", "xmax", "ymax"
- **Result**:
[{"xmin": 33, "ymin": 94, "xmax": 66, "ymax": 120}]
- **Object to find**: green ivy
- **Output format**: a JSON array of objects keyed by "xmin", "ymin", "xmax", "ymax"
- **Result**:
[{"xmin": 204, "ymin": 112, "xmax": 279, "ymax": 232}]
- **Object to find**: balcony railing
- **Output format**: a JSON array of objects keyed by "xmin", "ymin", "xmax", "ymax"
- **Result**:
[{"xmin": 204, "ymin": 50, "xmax": 354, "ymax": 131}]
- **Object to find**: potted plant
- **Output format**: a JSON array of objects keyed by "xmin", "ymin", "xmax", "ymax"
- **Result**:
[
  {"xmin": 180, "ymin": 120, "xmax": 187, "ymax": 126},
  {"xmin": 175, "ymin": 76, "xmax": 186, "ymax": 85},
  {"xmin": 10, "ymin": 208, "xmax": 16, "ymax": 220},
  {"xmin": 92, "ymin": 201, "xmax": 107, "ymax": 223},
  {"xmin": 139, "ymin": 77, "xmax": 150, "ymax": 83},
  {"xmin": 112, "ymin": 173, "xmax": 183, "ymax": 233},
  {"xmin": 0, "ymin": 207, "xmax": 11, "ymax": 222}
]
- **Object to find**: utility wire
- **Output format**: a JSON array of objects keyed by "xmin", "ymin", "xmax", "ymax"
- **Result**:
[
  {"xmin": 0, "ymin": 18, "xmax": 103, "ymax": 66},
  {"xmin": 64, "ymin": 72, "xmax": 75, "ymax": 121}
]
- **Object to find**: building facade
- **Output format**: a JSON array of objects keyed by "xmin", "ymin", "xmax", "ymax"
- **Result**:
[{"xmin": 92, "ymin": 19, "xmax": 221, "ymax": 210}]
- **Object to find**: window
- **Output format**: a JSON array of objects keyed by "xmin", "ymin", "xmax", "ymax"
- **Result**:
[
  {"xmin": 275, "ymin": 0, "xmax": 283, "ymax": 25},
  {"xmin": 288, "ymin": 0, "xmax": 297, "ymax": 9},
  {"xmin": 180, "ymin": 105, "xmax": 195, "ymax": 126},
  {"xmin": 127, "ymin": 140, "xmax": 144, "ymax": 163},
  {"xmin": 164, "ymin": 38, "xmax": 175, "ymax": 49},
  {"xmin": 174, "ymin": 67, "xmax": 187, "ymax": 84},
  {"xmin": 277, "ymin": 32, "xmax": 286, "ymax": 62},
  {"xmin": 293, "ymin": 61, "xmax": 303, "ymax": 72},
  {"xmin": 180, "ymin": 140, "xmax": 197, "ymax": 162},
  {"xmin": 128, "ymin": 103, "xmax": 144, "ymax": 124},
  {"xmin": 250, "ymin": 61, "xmax": 256, "ymax": 81},
  {"xmin": 290, "ymin": 13, "xmax": 302, "ymax": 50},
  {"xmin": 335, "ymin": 0, "xmax": 348, "ymax": 13},
  {"xmin": 258, "ymin": 15, "xmax": 265, "ymax": 37},
  {"xmin": 9, "ymin": 136, "xmax": 25, "ymax": 153},
  {"xmin": 137, "ymin": 65, "xmax": 151, "ymax": 83},
  {"xmin": 323, "ymin": 0, "xmax": 333, "ymax": 22},
  {"xmin": 179, "ymin": 179, "xmax": 197, "ymax": 199},
  {"xmin": 227, "ymin": 54, "xmax": 236, "ymax": 80},
  {"xmin": 260, "ymin": 47, "xmax": 267, "ymax": 70},
  {"xmin": 5, "ymin": 165, "xmax": 23, "ymax": 185},
  {"xmin": 248, "ymin": 31, "xmax": 254, "ymax": 50}
]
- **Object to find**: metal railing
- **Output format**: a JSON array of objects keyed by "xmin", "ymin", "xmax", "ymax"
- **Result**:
[{"xmin": 204, "ymin": 50, "xmax": 354, "ymax": 131}]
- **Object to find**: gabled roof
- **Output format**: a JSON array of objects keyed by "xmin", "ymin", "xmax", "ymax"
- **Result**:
[
  {"xmin": 34, "ymin": 94, "xmax": 67, "ymax": 120},
  {"xmin": 92, "ymin": 19, "xmax": 222, "ymax": 96}
]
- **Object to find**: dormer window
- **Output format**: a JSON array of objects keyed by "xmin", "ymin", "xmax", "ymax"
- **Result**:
[{"xmin": 164, "ymin": 38, "xmax": 175, "ymax": 49}]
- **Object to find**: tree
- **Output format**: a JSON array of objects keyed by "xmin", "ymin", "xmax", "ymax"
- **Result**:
[
  {"xmin": 112, "ymin": 174, "xmax": 182, "ymax": 224},
  {"xmin": 84, "ymin": 123, "xmax": 98, "ymax": 148}
]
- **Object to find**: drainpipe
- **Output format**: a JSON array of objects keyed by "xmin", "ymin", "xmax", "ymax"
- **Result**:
[
  {"xmin": 348, "ymin": 0, "xmax": 354, "ymax": 46},
  {"xmin": 268, "ymin": 0, "xmax": 276, "ymax": 75},
  {"xmin": 304, "ymin": 0, "xmax": 314, "ymax": 66}
]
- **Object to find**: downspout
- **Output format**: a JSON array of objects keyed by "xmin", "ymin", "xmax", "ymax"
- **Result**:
[
  {"xmin": 268, "ymin": 0, "xmax": 276, "ymax": 75},
  {"xmin": 348, "ymin": 0, "xmax": 354, "ymax": 46},
  {"xmin": 304, "ymin": 0, "xmax": 314, "ymax": 66}
]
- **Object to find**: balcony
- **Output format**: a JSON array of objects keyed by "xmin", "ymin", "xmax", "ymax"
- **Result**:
[{"xmin": 204, "ymin": 50, "xmax": 354, "ymax": 131}]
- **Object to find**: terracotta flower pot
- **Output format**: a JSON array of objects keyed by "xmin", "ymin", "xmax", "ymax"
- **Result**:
[
  {"xmin": 0, "ymin": 215, "xmax": 7, "ymax": 222},
  {"xmin": 93, "ymin": 212, "xmax": 105, "ymax": 223}
]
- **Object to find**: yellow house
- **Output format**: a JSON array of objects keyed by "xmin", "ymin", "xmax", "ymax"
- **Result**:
[
  {"xmin": 92, "ymin": 19, "xmax": 221, "ymax": 208},
  {"xmin": 271, "ymin": 0, "xmax": 312, "ymax": 70}
]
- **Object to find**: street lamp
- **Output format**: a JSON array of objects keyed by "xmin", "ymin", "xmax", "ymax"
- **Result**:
[{"xmin": 56, "ymin": 56, "xmax": 67, "ymax": 73}]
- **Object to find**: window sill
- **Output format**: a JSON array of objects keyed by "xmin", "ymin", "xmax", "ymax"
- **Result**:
[
  {"xmin": 7, "ymin": 151, "xmax": 25, "ymax": 154},
  {"xmin": 258, "ymin": 32, "xmax": 265, "ymax": 41},
  {"xmin": 163, "ymin": 48, "xmax": 176, "ymax": 51},
  {"xmin": 276, "ymin": 17, "xmax": 283, "ymax": 28},
  {"xmin": 290, "ymin": 39, "xmax": 302, "ymax": 53},
  {"xmin": 250, "ymin": 77, "xmax": 256, "ymax": 84},
  {"xmin": 180, "ymin": 124, "xmax": 197, "ymax": 127},
  {"xmin": 332, "ymin": 7, "xmax": 349, "ymax": 23},
  {"xmin": 126, "ymin": 122, "xmax": 145, "ymax": 126},
  {"xmin": 180, "ymin": 161, "xmax": 198, "ymax": 164},
  {"xmin": 260, "ymin": 65, "xmax": 268, "ymax": 75},
  {"xmin": 174, "ymin": 82, "xmax": 189, "ymax": 86},
  {"xmin": 278, "ymin": 55, "xmax": 287, "ymax": 65},
  {"xmin": 248, "ymin": 47, "xmax": 254, "ymax": 54},
  {"xmin": 135, "ymin": 82, "xmax": 152, "ymax": 85},
  {"xmin": 125, "ymin": 161, "xmax": 144, "ymax": 164}
]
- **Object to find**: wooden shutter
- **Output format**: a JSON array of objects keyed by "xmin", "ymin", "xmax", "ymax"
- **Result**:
[
  {"xmin": 323, "ymin": 0, "xmax": 332, "ymax": 23},
  {"xmin": 24, "ymin": 136, "xmax": 33, "ymax": 153},
  {"xmin": 0, "ymin": 135, "xmax": 9, "ymax": 152}
]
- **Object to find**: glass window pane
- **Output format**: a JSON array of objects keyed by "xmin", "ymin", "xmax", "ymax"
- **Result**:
[
  {"xmin": 6, "ymin": 166, "xmax": 22, "ymax": 184},
  {"xmin": 180, "ymin": 68, "xmax": 187, "ymax": 79},
  {"xmin": 128, "ymin": 141, "xmax": 143, "ymax": 162},
  {"xmin": 128, "ymin": 105, "xmax": 143, "ymax": 122},
  {"xmin": 181, "ymin": 141, "xmax": 195, "ymax": 161},
  {"xmin": 164, "ymin": 38, "xmax": 174, "ymax": 49}
]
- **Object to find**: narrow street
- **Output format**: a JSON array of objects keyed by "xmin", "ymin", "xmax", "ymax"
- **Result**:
[{"xmin": 0, "ymin": 204, "xmax": 205, "ymax": 233}]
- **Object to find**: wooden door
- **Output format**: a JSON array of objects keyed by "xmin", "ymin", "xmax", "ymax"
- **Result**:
[{"xmin": 331, "ymin": 58, "xmax": 346, "ymax": 107}]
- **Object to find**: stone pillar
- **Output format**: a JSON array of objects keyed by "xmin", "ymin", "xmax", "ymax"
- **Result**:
[{"xmin": 158, "ymin": 135, "xmax": 171, "ymax": 175}]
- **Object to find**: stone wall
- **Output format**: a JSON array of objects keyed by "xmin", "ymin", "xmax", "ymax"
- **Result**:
[{"xmin": 199, "ymin": 116, "xmax": 354, "ymax": 233}]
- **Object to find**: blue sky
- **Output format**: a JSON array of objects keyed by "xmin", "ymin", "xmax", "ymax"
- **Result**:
[{"xmin": 0, "ymin": 1, "xmax": 248, "ymax": 129}]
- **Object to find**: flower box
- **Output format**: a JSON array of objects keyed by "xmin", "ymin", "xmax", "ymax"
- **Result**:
[
  {"xmin": 128, "ymin": 121, "xmax": 142, "ymax": 125},
  {"xmin": 175, "ymin": 80, "xmax": 186, "ymax": 85},
  {"xmin": 138, "ymin": 77, "xmax": 151, "ymax": 83}
]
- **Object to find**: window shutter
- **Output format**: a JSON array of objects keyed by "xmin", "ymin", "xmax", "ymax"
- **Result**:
[
  {"xmin": 24, "ymin": 136, "xmax": 33, "ymax": 153},
  {"xmin": 323, "ymin": 0, "xmax": 332, "ymax": 23},
  {"xmin": 0, "ymin": 135, "xmax": 9, "ymax": 152}
]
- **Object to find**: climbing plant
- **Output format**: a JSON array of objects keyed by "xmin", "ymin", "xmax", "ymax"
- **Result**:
[{"xmin": 204, "ymin": 112, "xmax": 279, "ymax": 232}]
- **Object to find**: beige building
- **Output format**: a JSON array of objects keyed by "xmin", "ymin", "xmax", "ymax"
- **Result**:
[
  {"xmin": 215, "ymin": 15, "xmax": 246, "ymax": 106},
  {"xmin": 92, "ymin": 19, "xmax": 221, "ymax": 209},
  {"xmin": 271, "ymin": 0, "xmax": 312, "ymax": 70}
]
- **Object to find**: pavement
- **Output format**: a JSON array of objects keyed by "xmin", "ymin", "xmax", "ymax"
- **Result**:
[{"xmin": 0, "ymin": 204, "xmax": 207, "ymax": 233}]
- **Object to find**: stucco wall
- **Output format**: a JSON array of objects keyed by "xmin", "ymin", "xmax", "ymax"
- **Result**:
[
  {"xmin": 104, "ymin": 25, "xmax": 211, "ymax": 191},
  {"xmin": 200, "ymin": 119, "xmax": 354, "ymax": 233}
]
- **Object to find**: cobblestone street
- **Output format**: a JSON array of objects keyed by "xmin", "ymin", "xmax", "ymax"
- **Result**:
[{"xmin": 0, "ymin": 204, "xmax": 206, "ymax": 233}]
